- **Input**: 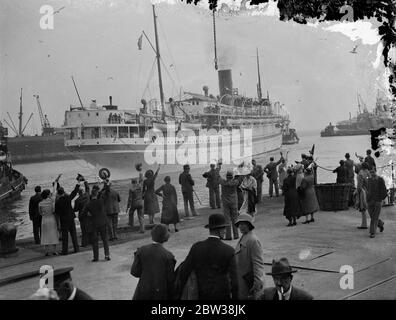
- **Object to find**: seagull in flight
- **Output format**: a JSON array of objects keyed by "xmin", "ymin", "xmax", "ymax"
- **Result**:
[
  {"xmin": 53, "ymin": 6, "xmax": 65, "ymax": 15},
  {"xmin": 350, "ymin": 45, "xmax": 358, "ymax": 54}
]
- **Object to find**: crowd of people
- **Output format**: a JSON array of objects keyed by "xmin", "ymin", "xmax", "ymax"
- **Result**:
[{"xmin": 26, "ymin": 146, "xmax": 390, "ymax": 300}]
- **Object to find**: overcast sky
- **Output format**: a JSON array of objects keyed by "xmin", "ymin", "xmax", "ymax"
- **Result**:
[{"xmin": 0, "ymin": 0, "xmax": 387, "ymax": 135}]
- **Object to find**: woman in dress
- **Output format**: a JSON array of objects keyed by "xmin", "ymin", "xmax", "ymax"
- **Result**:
[
  {"xmin": 239, "ymin": 168, "xmax": 258, "ymax": 218},
  {"xmin": 155, "ymin": 176, "xmax": 179, "ymax": 232},
  {"xmin": 143, "ymin": 165, "xmax": 161, "ymax": 224},
  {"xmin": 354, "ymin": 162, "xmax": 370, "ymax": 229},
  {"xmin": 298, "ymin": 167, "xmax": 319, "ymax": 224},
  {"xmin": 39, "ymin": 184, "xmax": 59, "ymax": 256},
  {"xmin": 282, "ymin": 168, "xmax": 301, "ymax": 226}
]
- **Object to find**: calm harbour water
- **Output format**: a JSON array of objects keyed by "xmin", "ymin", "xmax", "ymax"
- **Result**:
[{"xmin": 2, "ymin": 130, "xmax": 391, "ymax": 240}]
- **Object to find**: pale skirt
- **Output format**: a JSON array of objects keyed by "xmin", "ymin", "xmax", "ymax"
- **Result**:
[{"xmin": 41, "ymin": 214, "xmax": 59, "ymax": 245}]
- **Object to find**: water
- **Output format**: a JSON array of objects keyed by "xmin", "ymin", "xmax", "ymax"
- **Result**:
[{"xmin": 2, "ymin": 130, "xmax": 392, "ymax": 240}]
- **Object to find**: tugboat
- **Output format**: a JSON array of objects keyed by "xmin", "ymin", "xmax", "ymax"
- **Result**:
[
  {"xmin": 281, "ymin": 118, "xmax": 299, "ymax": 145},
  {"xmin": 0, "ymin": 122, "xmax": 27, "ymax": 206}
]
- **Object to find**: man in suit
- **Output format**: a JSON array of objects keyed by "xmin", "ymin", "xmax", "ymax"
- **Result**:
[
  {"xmin": 29, "ymin": 186, "xmax": 42, "ymax": 244},
  {"xmin": 177, "ymin": 214, "xmax": 239, "ymax": 300},
  {"xmin": 101, "ymin": 182, "xmax": 121, "ymax": 241},
  {"xmin": 131, "ymin": 224, "xmax": 176, "ymax": 300},
  {"xmin": 73, "ymin": 178, "xmax": 90, "ymax": 247},
  {"xmin": 264, "ymin": 152, "xmax": 284, "ymax": 197},
  {"xmin": 364, "ymin": 149, "xmax": 376, "ymax": 171},
  {"xmin": 53, "ymin": 267, "xmax": 93, "ymax": 300},
  {"xmin": 344, "ymin": 153, "xmax": 356, "ymax": 186},
  {"xmin": 259, "ymin": 258, "xmax": 313, "ymax": 300},
  {"xmin": 367, "ymin": 168, "xmax": 387, "ymax": 238},
  {"xmin": 203, "ymin": 163, "xmax": 221, "ymax": 209},
  {"xmin": 55, "ymin": 186, "xmax": 80, "ymax": 255},
  {"xmin": 251, "ymin": 159, "xmax": 264, "ymax": 203},
  {"xmin": 83, "ymin": 185, "xmax": 110, "ymax": 262},
  {"xmin": 179, "ymin": 164, "xmax": 197, "ymax": 219}
]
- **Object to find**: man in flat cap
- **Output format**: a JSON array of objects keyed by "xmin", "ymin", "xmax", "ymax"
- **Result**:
[
  {"xmin": 259, "ymin": 258, "xmax": 313, "ymax": 300},
  {"xmin": 53, "ymin": 267, "xmax": 93, "ymax": 300},
  {"xmin": 131, "ymin": 224, "xmax": 176, "ymax": 300},
  {"xmin": 203, "ymin": 163, "xmax": 221, "ymax": 209},
  {"xmin": 177, "ymin": 214, "xmax": 238, "ymax": 300}
]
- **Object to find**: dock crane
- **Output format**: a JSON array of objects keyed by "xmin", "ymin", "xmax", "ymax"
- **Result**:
[{"xmin": 33, "ymin": 94, "xmax": 54, "ymax": 136}]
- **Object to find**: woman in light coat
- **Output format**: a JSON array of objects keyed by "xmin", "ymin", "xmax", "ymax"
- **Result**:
[
  {"xmin": 39, "ymin": 184, "xmax": 59, "ymax": 256},
  {"xmin": 234, "ymin": 214, "xmax": 265, "ymax": 300},
  {"xmin": 298, "ymin": 167, "xmax": 319, "ymax": 224},
  {"xmin": 354, "ymin": 162, "xmax": 370, "ymax": 229}
]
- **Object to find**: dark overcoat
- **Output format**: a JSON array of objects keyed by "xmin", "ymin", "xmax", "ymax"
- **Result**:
[
  {"xmin": 282, "ymin": 175, "xmax": 301, "ymax": 219},
  {"xmin": 177, "ymin": 237, "xmax": 239, "ymax": 300},
  {"xmin": 259, "ymin": 286, "xmax": 313, "ymax": 300},
  {"xmin": 131, "ymin": 243, "xmax": 176, "ymax": 300}
]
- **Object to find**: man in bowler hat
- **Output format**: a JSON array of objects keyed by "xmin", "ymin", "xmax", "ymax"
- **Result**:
[
  {"xmin": 53, "ymin": 267, "xmax": 93, "ymax": 300},
  {"xmin": 131, "ymin": 224, "xmax": 176, "ymax": 300},
  {"xmin": 259, "ymin": 257, "xmax": 313, "ymax": 300},
  {"xmin": 177, "ymin": 214, "xmax": 239, "ymax": 299}
]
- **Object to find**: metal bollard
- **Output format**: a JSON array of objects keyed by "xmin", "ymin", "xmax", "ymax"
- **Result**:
[{"xmin": 0, "ymin": 223, "xmax": 19, "ymax": 255}]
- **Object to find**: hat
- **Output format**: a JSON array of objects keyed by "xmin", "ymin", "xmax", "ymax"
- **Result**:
[
  {"xmin": 183, "ymin": 164, "xmax": 190, "ymax": 170},
  {"xmin": 266, "ymin": 258, "xmax": 297, "ymax": 276},
  {"xmin": 235, "ymin": 162, "xmax": 252, "ymax": 176},
  {"xmin": 205, "ymin": 214, "xmax": 229, "ymax": 229},
  {"xmin": 151, "ymin": 224, "xmax": 170, "ymax": 243},
  {"xmin": 226, "ymin": 170, "xmax": 233, "ymax": 177},
  {"xmin": 53, "ymin": 267, "xmax": 74, "ymax": 284},
  {"xmin": 235, "ymin": 213, "xmax": 255, "ymax": 229},
  {"xmin": 99, "ymin": 168, "xmax": 111, "ymax": 180}
]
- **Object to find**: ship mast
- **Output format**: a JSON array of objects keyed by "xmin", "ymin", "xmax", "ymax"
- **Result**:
[
  {"xmin": 213, "ymin": 9, "xmax": 218, "ymax": 70},
  {"xmin": 152, "ymin": 4, "xmax": 165, "ymax": 121},
  {"xmin": 256, "ymin": 48, "xmax": 262, "ymax": 101},
  {"xmin": 18, "ymin": 88, "xmax": 23, "ymax": 137}
]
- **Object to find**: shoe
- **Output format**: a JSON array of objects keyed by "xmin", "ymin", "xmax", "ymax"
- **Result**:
[
  {"xmin": 379, "ymin": 224, "xmax": 384, "ymax": 233},
  {"xmin": 309, "ymin": 218, "xmax": 315, "ymax": 223},
  {"xmin": 292, "ymin": 221, "xmax": 297, "ymax": 226},
  {"xmin": 52, "ymin": 252, "xmax": 59, "ymax": 256},
  {"xmin": 92, "ymin": 258, "xmax": 99, "ymax": 262},
  {"xmin": 370, "ymin": 234, "xmax": 375, "ymax": 238},
  {"xmin": 357, "ymin": 226, "xmax": 368, "ymax": 229},
  {"xmin": 45, "ymin": 252, "xmax": 50, "ymax": 256},
  {"xmin": 217, "ymin": 207, "xmax": 221, "ymax": 209},
  {"xmin": 105, "ymin": 256, "xmax": 111, "ymax": 261},
  {"xmin": 175, "ymin": 228, "xmax": 179, "ymax": 232},
  {"xmin": 287, "ymin": 223, "xmax": 293, "ymax": 227},
  {"xmin": 302, "ymin": 221, "xmax": 310, "ymax": 224},
  {"xmin": 60, "ymin": 252, "xmax": 68, "ymax": 256}
]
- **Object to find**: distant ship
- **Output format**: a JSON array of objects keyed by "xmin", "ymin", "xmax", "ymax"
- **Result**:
[
  {"xmin": 4, "ymin": 90, "xmax": 75, "ymax": 164},
  {"xmin": 321, "ymin": 92, "xmax": 394, "ymax": 137},
  {"xmin": 62, "ymin": 5, "xmax": 289, "ymax": 175},
  {"xmin": 0, "ymin": 122, "xmax": 27, "ymax": 206}
]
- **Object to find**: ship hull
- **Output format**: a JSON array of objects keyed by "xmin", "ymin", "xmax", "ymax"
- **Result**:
[
  {"xmin": 7, "ymin": 135, "xmax": 75, "ymax": 164},
  {"xmin": 320, "ymin": 129, "xmax": 370, "ymax": 137},
  {"xmin": 66, "ymin": 132, "xmax": 282, "ymax": 177}
]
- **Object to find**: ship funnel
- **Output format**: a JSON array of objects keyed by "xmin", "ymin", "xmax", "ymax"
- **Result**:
[
  {"xmin": 203, "ymin": 86, "xmax": 209, "ymax": 97},
  {"xmin": 218, "ymin": 69, "xmax": 233, "ymax": 98},
  {"xmin": 109, "ymin": 96, "xmax": 113, "ymax": 106}
]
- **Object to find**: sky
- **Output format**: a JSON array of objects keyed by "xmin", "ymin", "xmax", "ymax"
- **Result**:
[{"xmin": 0, "ymin": 0, "xmax": 389, "ymax": 135}]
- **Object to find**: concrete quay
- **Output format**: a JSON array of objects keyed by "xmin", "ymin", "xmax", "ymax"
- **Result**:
[{"xmin": 1, "ymin": 195, "xmax": 395, "ymax": 300}]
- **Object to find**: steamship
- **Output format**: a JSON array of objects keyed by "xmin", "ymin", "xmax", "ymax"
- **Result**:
[{"xmin": 62, "ymin": 5, "xmax": 285, "ymax": 176}]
